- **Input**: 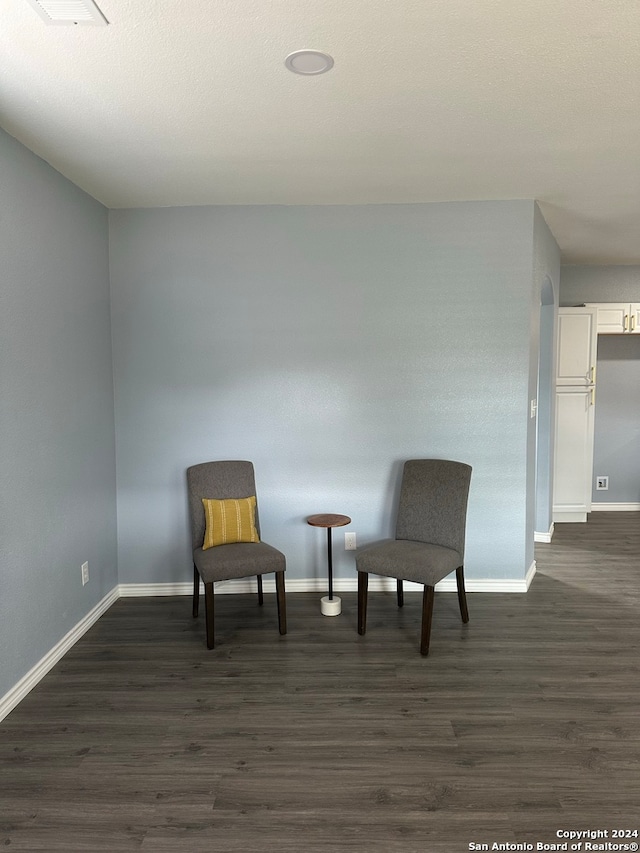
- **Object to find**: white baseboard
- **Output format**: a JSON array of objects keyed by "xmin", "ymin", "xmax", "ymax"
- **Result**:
[
  {"xmin": 534, "ymin": 523, "xmax": 554, "ymax": 543},
  {"xmin": 118, "ymin": 582, "xmax": 199, "ymax": 597},
  {"xmin": 591, "ymin": 502, "xmax": 640, "ymax": 511},
  {"xmin": 553, "ymin": 511, "xmax": 587, "ymax": 523},
  {"xmin": 525, "ymin": 560, "xmax": 537, "ymax": 589},
  {"xmin": 118, "ymin": 573, "xmax": 533, "ymax": 597},
  {"xmin": 0, "ymin": 586, "xmax": 119, "ymax": 723}
]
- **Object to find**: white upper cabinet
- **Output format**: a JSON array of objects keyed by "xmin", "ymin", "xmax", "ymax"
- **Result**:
[
  {"xmin": 585, "ymin": 303, "xmax": 640, "ymax": 334},
  {"xmin": 556, "ymin": 307, "xmax": 598, "ymax": 386}
]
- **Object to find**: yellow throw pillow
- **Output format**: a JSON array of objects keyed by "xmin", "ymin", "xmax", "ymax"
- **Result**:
[{"xmin": 201, "ymin": 496, "xmax": 260, "ymax": 549}]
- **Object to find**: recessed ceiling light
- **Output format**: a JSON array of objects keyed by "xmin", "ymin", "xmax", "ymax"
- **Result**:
[{"xmin": 285, "ymin": 50, "xmax": 334, "ymax": 76}]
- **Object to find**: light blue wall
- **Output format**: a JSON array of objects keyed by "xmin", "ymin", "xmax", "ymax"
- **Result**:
[
  {"xmin": 560, "ymin": 266, "xmax": 640, "ymax": 503},
  {"xmin": 0, "ymin": 129, "xmax": 117, "ymax": 699},
  {"xmin": 560, "ymin": 266, "xmax": 640, "ymax": 306},
  {"xmin": 592, "ymin": 335, "xmax": 640, "ymax": 503},
  {"xmin": 109, "ymin": 201, "xmax": 540, "ymax": 586}
]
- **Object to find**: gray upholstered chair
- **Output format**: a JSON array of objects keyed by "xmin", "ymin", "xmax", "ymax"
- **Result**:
[
  {"xmin": 356, "ymin": 459, "xmax": 472, "ymax": 656},
  {"xmin": 186, "ymin": 461, "xmax": 286, "ymax": 649}
]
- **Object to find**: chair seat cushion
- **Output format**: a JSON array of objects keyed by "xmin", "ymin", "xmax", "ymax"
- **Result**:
[
  {"xmin": 193, "ymin": 541, "xmax": 286, "ymax": 583},
  {"xmin": 356, "ymin": 539, "xmax": 462, "ymax": 586}
]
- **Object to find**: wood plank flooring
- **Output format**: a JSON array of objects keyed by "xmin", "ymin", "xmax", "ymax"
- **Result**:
[{"xmin": 1, "ymin": 513, "xmax": 639, "ymax": 851}]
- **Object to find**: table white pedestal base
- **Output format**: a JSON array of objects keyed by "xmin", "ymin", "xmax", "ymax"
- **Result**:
[{"xmin": 320, "ymin": 596, "xmax": 341, "ymax": 617}]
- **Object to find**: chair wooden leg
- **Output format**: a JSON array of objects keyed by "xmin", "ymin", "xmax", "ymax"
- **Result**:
[
  {"xmin": 420, "ymin": 585, "xmax": 435, "ymax": 656},
  {"xmin": 275, "ymin": 571, "xmax": 287, "ymax": 635},
  {"xmin": 456, "ymin": 565, "xmax": 469, "ymax": 623},
  {"xmin": 396, "ymin": 579, "xmax": 404, "ymax": 608},
  {"xmin": 192, "ymin": 565, "xmax": 200, "ymax": 617},
  {"xmin": 357, "ymin": 572, "xmax": 368, "ymax": 635},
  {"xmin": 257, "ymin": 574, "xmax": 264, "ymax": 606},
  {"xmin": 204, "ymin": 582, "xmax": 215, "ymax": 649}
]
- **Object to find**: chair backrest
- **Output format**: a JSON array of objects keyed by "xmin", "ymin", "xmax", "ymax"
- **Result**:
[
  {"xmin": 186, "ymin": 461, "xmax": 260, "ymax": 551},
  {"xmin": 395, "ymin": 459, "xmax": 472, "ymax": 557}
]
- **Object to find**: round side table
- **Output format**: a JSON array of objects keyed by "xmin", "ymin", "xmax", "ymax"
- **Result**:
[{"xmin": 307, "ymin": 513, "xmax": 351, "ymax": 616}]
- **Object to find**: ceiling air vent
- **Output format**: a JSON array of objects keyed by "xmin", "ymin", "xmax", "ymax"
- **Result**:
[{"xmin": 25, "ymin": 0, "xmax": 108, "ymax": 25}]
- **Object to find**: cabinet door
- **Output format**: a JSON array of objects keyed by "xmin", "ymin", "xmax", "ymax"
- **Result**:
[
  {"xmin": 586, "ymin": 303, "xmax": 630, "ymax": 334},
  {"xmin": 630, "ymin": 304, "xmax": 640, "ymax": 334},
  {"xmin": 553, "ymin": 388, "xmax": 595, "ymax": 523},
  {"xmin": 556, "ymin": 307, "xmax": 597, "ymax": 386}
]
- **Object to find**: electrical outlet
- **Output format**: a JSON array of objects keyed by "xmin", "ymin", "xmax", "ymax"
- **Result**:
[
  {"xmin": 344, "ymin": 532, "xmax": 357, "ymax": 551},
  {"xmin": 596, "ymin": 476, "xmax": 609, "ymax": 491},
  {"xmin": 81, "ymin": 561, "xmax": 89, "ymax": 585}
]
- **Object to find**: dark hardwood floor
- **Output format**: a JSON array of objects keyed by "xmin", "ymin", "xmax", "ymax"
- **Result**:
[{"xmin": 2, "ymin": 513, "xmax": 639, "ymax": 851}]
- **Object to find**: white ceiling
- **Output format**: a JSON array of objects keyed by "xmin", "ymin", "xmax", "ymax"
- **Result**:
[{"xmin": 2, "ymin": 0, "xmax": 639, "ymax": 263}]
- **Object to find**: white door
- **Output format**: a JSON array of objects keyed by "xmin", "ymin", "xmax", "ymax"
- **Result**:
[{"xmin": 553, "ymin": 307, "xmax": 597, "ymax": 523}]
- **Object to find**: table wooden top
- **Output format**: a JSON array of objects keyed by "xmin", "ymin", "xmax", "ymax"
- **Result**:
[{"xmin": 306, "ymin": 513, "xmax": 351, "ymax": 528}]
